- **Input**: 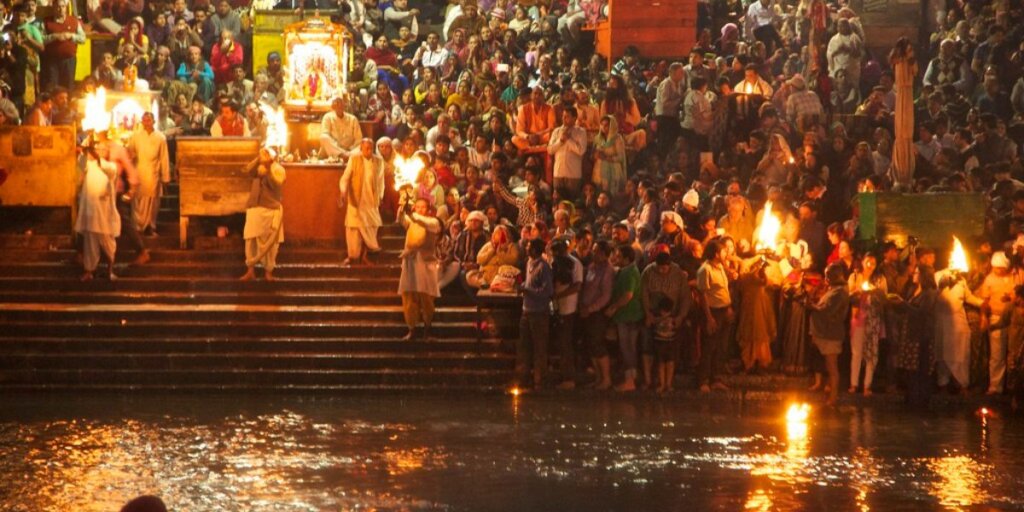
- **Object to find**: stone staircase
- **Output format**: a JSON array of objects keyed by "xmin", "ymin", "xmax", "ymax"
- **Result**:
[{"xmin": 0, "ymin": 184, "xmax": 516, "ymax": 392}]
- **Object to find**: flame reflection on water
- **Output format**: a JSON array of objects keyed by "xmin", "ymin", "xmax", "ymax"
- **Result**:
[{"xmin": 0, "ymin": 397, "xmax": 1021, "ymax": 511}]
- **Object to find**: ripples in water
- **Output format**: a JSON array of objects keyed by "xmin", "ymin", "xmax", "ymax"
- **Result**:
[{"xmin": 0, "ymin": 395, "xmax": 1021, "ymax": 511}]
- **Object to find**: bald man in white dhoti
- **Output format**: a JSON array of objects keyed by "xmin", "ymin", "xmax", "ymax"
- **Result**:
[
  {"xmin": 340, "ymin": 138, "xmax": 385, "ymax": 266},
  {"xmin": 128, "ymin": 112, "xmax": 170, "ymax": 235}
]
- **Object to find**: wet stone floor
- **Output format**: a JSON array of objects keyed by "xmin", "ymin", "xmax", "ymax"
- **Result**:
[{"xmin": 0, "ymin": 393, "xmax": 1022, "ymax": 511}]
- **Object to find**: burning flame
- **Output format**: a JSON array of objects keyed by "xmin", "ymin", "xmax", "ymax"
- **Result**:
[
  {"xmin": 949, "ymin": 236, "xmax": 969, "ymax": 273},
  {"xmin": 393, "ymin": 154, "xmax": 425, "ymax": 190},
  {"xmin": 81, "ymin": 87, "xmax": 110, "ymax": 133},
  {"xmin": 739, "ymin": 81, "xmax": 756, "ymax": 94},
  {"xmin": 861, "ymin": 280, "xmax": 873, "ymax": 292},
  {"xmin": 260, "ymin": 103, "xmax": 289, "ymax": 151},
  {"xmin": 755, "ymin": 201, "xmax": 781, "ymax": 252},
  {"xmin": 785, "ymin": 403, "xmax": 810, "ymax": 442}
]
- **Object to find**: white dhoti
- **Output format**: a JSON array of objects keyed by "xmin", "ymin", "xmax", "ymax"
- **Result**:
[
  {"xmin": 989, "ymin": 317, "xmax": 1008, "ymax": 393},
  {"xmin": 244, "ymin": 206, "xmax": 284, "ymax": 271},
  {"xmin": 935, "ymin": 277, "xmax": 976, "ymax": 388},
  {"xmin": 75, "ymin": 159, "xmax": 122, "ymax": 272},
  {"xmin": 132, "ymin": 184, "xmax": 162, "ymax": 232},
  {"xmin": 346, "ymin": 225, "xmax": 380, "ymax": 260}
]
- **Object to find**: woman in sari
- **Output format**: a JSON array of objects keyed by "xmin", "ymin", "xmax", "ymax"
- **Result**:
[
  {"xmin": 756, "ymin": 133, "xmax": 796, "ymax": 187},
  {"xmin": 465, "ymin": 225, "xmax": 521, "ymax": 288},
  {"xmin": 593, "ymin": 115, "xmax": 626, "ymax": 195}
]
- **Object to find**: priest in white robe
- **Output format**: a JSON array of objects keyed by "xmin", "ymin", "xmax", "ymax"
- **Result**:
[
  {"xmin": 320, "ymin": 96, "xmax": 362, "ymax": 159},
  {"xmin": 398, "ymin": 197, "xmax": 441, "ymax": 341},
  {"xmin": 75, "ymin": 149, "xmax": 121, "ymax": 281},
  {"xmin": 934, "ymin": 269, "xmax": 984, "ymax": 391},
  {"xmin": 240, "ymin": 148, "xmax": 286, "ymax": 281},
  {"xmin": 339, "ymin": 138, "xmax": 385, "ymax": 266},
  {"xmin": 128, "ymin": 112, "xmax": 170, "ymax": 235}
]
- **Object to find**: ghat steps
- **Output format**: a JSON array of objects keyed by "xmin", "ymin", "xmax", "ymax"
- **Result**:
[{"xmin": 0, "ymin": 184, "xmax": 515, "ymax": 392}]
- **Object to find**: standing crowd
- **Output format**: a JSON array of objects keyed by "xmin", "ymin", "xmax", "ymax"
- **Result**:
[{"xmin": 6, "ymin": 0, "xmax": 1024, "ymax": 405}]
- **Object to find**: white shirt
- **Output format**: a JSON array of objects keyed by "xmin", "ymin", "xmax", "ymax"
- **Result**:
[
  {"xmin": 555, "ymin": 255, "xmax": 584, "ymax": 315},
  {"xmin": 547, "ymin": 124, "xmax": 587, "ymax": 180},
  {"xmin": 681, "ymin": 89, "xmax": 714, "ymax": 135},
  {"xmin": 746, "ymin": 1, "xmax": 778, "ymax": 34},
  {"xmin": 416, "ymin": 44, "xmax": 449, "ymax": 69},
  {"xmin": 320, "ymin": 111, "xmax": 362, "ymax": 157},
  {"xmin": 655, "ymin": 75, "xmax": 686, "ymax": 117}
]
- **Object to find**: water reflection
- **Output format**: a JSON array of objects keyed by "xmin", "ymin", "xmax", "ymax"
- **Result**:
[
  {"xmin": 0, "ymin": 395, "xmax": 1021, "ymax": 511},
  {"xmin": 927, "ymin": 455, "xmax": 991, "ymax": 508}
]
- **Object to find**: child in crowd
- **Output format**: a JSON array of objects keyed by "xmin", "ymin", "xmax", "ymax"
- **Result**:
[{"xmin": 653, "ymin": 297, "xmax": 678, "ymax": 393}]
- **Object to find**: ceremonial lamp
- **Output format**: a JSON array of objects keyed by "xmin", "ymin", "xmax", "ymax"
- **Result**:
[
  {"xmin": 393, "ymin": 153, "xmax": 427, "ymax": 209},
  {"xmin": 754, "ymin": 200, "xmax": 782, "ymax": 260},
  {"xmin": 948, "ymin": 235, "xmax": 969, "ymax": 277}
]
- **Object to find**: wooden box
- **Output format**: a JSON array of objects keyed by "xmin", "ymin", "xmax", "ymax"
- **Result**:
[
  {"xmin": 0, "ymin": 126, "xmax": 79, "ymax": 231},
  {"xmin": 281, "ymin": 163, "xmax": 344, "ymax": 242},
  {"xmin": 589, "ymin": 0, "xmax": 697, "ymax": 66},
  {"xmin": 855, "ymin": 192, "xmax": 985, "ymax": 250},
  {"xmin": 176, "ymin": 137, "xmax": 261, "ymax": 248}
]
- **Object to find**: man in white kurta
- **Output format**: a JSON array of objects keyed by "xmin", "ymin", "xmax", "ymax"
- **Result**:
[
  {"xmin": 975, "ymin": 252, "xmax": 1020, "ymax": 394},
  {"xmin": 340, "ymin": 138, "xmax": 385, "ymax": 265},
  {"xmin": 128, "ymin": 112, "xmax": 170, "ymax": 235},
  {"xmin": 547, "ymin": 106, "xmax": 588, "ymax": 200},
  {"xmin": 826, "ymin": 19, "xmax": 864, "ymax": 89},
  {"xmin": 934, "ymin": 269, "xmax": 984, "ymax": 390},
  {"xmin": 75, "ymin": 151, "xmax": 121, "ymax": 281},
  {"xmin": 398, "ymin": 198, "xmax": 441, "ymax": 341},
  {"xmin": 240, "ymin": 148, "xmax": 286, "ymax": 281},
  {"xmin": 320, "ymin": 96, "xmax": 362, "ymax": 159}
]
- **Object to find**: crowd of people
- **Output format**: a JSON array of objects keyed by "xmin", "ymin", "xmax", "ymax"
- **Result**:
[{"xmin": 6, "ymin": 0, "xmax": 1024, "ymax": 406}]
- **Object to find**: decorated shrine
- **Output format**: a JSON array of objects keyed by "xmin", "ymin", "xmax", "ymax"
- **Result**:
[{"xmin": 281, "ymin": 15, "xmax": 353, "ymax": 120}]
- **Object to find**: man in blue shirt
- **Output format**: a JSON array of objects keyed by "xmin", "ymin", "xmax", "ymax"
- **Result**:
[{"xmin": 517, "ymin": 238, "xmax": 553, "ymax": 389}]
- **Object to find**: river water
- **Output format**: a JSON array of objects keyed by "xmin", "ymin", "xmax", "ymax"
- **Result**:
[{"xmin": 0, "ymin": 393, "xmax": 1021, "ymax": 511}]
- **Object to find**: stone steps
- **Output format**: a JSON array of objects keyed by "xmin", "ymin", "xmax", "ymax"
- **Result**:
[
  {"xmin": 0, "ymin": 320, "xmax": 481, "ymax": 337},
  {"xmin": 0, "ymin": 291, "xmax": 467, "ymax": 306},
  {"xmin": 0, "ymin": 368, "xmax": 510, "ymax": 388},
  {"xmin": 0, "ymin": 248, "xmax": 405, "ymax": 263},
  {"xmin": 0, "ymin": 262, "xmax": 405, "ymax": 279},
  {"xmin": 0, "ymin": 336, "xmax": 497, "ymax": 353},
  {"xmin": 0, "ymin": 303, "xmax": 480, "ymax": 323},
  {"xmin": 0, "ymin": 200, "xmax": 516, "ymax": 391}
]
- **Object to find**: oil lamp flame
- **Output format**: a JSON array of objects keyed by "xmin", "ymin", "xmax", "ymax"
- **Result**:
[
  {"xmin": 81, "ymin": 87, "xmax": 110, "ymax": 133},
  {"xmin": 755, "ymin": 201, "xmax": 782, "ymax": 252},
  {"xmin": 260, "ymin": 104, "xmax": 289, "ymax": 151},
  {"xmin": 393, "ymin": 155, "xmax": 424, "ymax": 191},
  {"xmin": 949, "ymin": 236, "xmax": 969, "ymax": 273}
]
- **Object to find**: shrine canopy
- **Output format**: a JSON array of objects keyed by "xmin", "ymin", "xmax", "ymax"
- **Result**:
[{"xmin": 282, "ymin": 16, "xmax": 353, "ymax": 119}]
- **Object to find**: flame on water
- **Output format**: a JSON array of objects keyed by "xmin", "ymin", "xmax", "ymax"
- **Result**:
[
  {"xmin": 260, "ymin": 104, "xmax": 289, "ymax": 151},
  {"xmin": 81, "ymin": 87, "xmax": 110, "ymax": 133},
  {"xmin": 785, "ymin": 402, "xmax": 810, "ymax": 442},
  {"xmin": 950, "ymin": 236, "xmax": 969, "ymax": 273},
  {"xmin": 393, "ymin": 155, "xmax": 425, "ymax": 191},
  {"xmin": 755, "ymin": 201, "xmax": 781, "ymax": 252}
]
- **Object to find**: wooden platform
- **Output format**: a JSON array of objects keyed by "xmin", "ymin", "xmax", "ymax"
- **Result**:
[{"xmin": 587, "ymin": 0, "xmax": 697, "ymax": 65}]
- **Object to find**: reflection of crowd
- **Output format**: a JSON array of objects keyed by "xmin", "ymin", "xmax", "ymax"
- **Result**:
[{"xmin": 5, "ymin": 0, "xmax": 1024, "ymax": 405}]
